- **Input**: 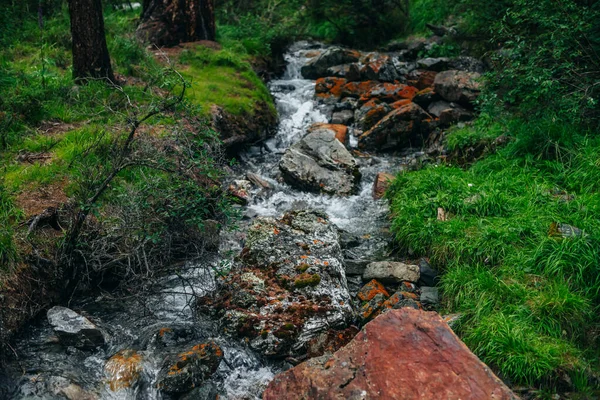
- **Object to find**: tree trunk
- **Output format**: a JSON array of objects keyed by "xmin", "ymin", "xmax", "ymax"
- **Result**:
[
  {"xmin": 137, "ymin": 0, "xmax": 216, "ymax": 47},
  {"xmin": 68, "ymin": 0, "xmax": 115, "ymax": 83}
]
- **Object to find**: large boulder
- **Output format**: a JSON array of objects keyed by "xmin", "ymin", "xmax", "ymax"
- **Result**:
[
  {"xmin": 301, "ymin": 48, "xmax": 361, "ymax": 79},
  {"xmin": 359, "ymin": 83, "xmax": 419, "ymax": 104},
  {"xmin": 263, "ymin": 308, "xmax": 518, "ymax": 400},
  {"xmin": 358, "ymin": 103, "xmax": 430, "ymax": 151},
  {"xmin": 198, "ymin": 211, "xmax": 355, "ymax": 357},
  {"xmin": 434, "ymin": 70, "xmax": 482, "ymax": 106},
  {"xmin": 156, "ymin": 342, "xmax": 223, "ymax": 395},
  {"xmin": 428, "ymin": 100, "xmax": 474, "ymax": 126},
  {"xmin": 279, "ymin": 129, "xmax": 360, "ymax": 195},
  {"xmin": 47, "ymin": 306, "xmax": 105, "ymax": 350}
]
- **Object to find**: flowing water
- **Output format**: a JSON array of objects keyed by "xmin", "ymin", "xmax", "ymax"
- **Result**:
[{"xmin": 0, "ymin": 41, "xmax": 424, "ymax": 400}]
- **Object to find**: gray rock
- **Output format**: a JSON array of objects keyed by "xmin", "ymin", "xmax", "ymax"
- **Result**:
[
  {"xmin": 434, "ymin": 70, "xmax": 482, "ymax": 106},
  {"xmin": 420, "ymin": 287, "xmax": 440, "ymax": 306},
  {"xmin": 344, "ymin": 259, "xmax": 371, "ymax": 276},
  {"xmin": 301, "ymin": 48, "xmax": 361, "ymax": 79},
  {"xmin": 327, "ymin": 63, "xmax": 361, "ymax": 81},
  {"xmin": 355, "ymin": 100, "xmax": 392, "ymax": 131},
  {"xmin": 334, "ymin": 97, "xmax": 359, "ymax": 111},
  {"xmin": 418, "ymin": 259, "xmax": 439, "ymax": 287},
  {"xmin": 199, "ymin": 211, "xmax": 355, "ymax": 357},
  {"xmin": 363, "ymin": 262, "xmax": 420, "ymax": 283},
  {"xmin": 417, "ymin": 57, "xmax": 450, "ymax": 71},
  {"xmin": 331, "ymin": 110, "xmax": 354, "ymax": 125},
  {"xmin": 47, "ymin": 306, "xmax": 105, "ymax": 350},
  {"xmin": 279, "ymin": 129, "xmax": 361, "ymax": 195}
]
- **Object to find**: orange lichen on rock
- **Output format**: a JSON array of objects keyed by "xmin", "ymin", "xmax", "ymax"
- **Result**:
[
  {"xmin": 309, "ymin": 123, "xmax": 348, "ymax": 144},
  {"xmin": 315, "ymin": 77, "xmax": 348, "ymax": 99},
  {"xmin": 357, "ymin": 280, "xmax": 390, "ymax": 302},
  {"xmin": 105, "ymin": 350, "xmax": 144, "ymax": 392},
  {"xmin": 167, "ymin": 342, "xmax": 223, "ymax": 376},
  {"xmin": 390, "ymin": 99, "xmax": 412, "ymax": 109}
]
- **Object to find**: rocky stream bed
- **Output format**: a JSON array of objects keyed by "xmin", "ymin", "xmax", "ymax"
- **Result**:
[{"xmin": 0, "ymin": 40, "xmax": 516, "ymax": 399}]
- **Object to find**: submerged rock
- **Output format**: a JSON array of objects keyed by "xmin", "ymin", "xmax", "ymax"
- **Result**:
[
  {"xmin": 104, "ymin": 350, "xmax": 144, "ymax": 392},
  {"xmin": 279, "ymin": 129, "xmax": 361, "ymax": 195},
  {"xmin": 264, "ymin": 308, "xmax": 518, "ymax": 400},
  {"xmin": 47, "ymin": 306, "xmax": 105, "ymax": 350},
  {"xmin": 156, "ymin": 341, "xmax": 223, "ymax": 395},
  {"xmin": 198, "ymin": 210, "xmax": 354, "ymax": 358}
]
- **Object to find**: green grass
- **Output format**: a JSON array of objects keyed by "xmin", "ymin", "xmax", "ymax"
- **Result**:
[
  {"xmin": 0, "ymin": 5, "xmax": 270, "ymax": 274},
  {"xmin": 387, "ymin": 117, "xmax": 600, "ymax": 389},
  {"xmin": 179, "ymin": 46, "xmax": 275, "ymax": 117}
]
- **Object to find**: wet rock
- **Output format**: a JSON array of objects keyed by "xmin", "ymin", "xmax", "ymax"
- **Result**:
[
  {"xmin": 358, "ymin": 103, "xmax": 430, "ymax": 151},
  {"xmin": 308, "ymin": 123, "xmax": 349, "ymax": 145},
  {"xmin": 263, "ymin": 308, "xmax": 518, "ymax": 400},
  {"xmin": 418, "ymin": 258, "xmax": 439, "ymax": 287},
  {"xmin": 17, "ymin": 376, "xmax": 98, "ymax": 400},
  {"xmin": 198, "ymin": 211, "xmax": 354, "ymax": 358},
  {"xmin": 372, "ymin": 172, "xmax": 395, "ymax": 200},
  {"xmin": 355, "ymin": 99, "xmax": 392, "ymax": 131},
  {"xmin": 156, "ymin": 341, "xmax": 223, "ymax": 395},
  {"xmin": 420, "ymin": 286, "xmax": 440, "ymax": 308},
  {"xmin": 331, "ymin": 110, "xmax": 354, "ymax": 125},
  {"xmin": 104, "ymin": 350, "xmax": 143, "ymax": 392},
  {"xmin": 434, "ymin": 70, "xmax": 482, "ymax": 106},
  {"xmin": 154, "ymin": 325, "xmax": 196, "ymax": 347},
  {"xmin": 279, "ymin": 128, "xmax": 360, "ymax": 195},
  {"xmin": 417, "ymin": 57, "xmax": 450, "ymax": 71},
  {"xmin": 357, "ymin": 279, "xmax": 389, "ymax": 302},
  {"xmin": 363, "ymin": 261, "xmax": 420, "ymax": 283},
  {"xmin": 47, "ymin": 306, "xmax": 105, "ymax": 350},
  {"xmin": 301, "ymin": 47, "xmax": 361, "ymax": 79},
  {"xmin": 326, "ymin": 63, "xmax": 361, "ymax": 81},
  {"xmin": 179, "ymin": 382, "xmax": 219, "ymax": 400}
]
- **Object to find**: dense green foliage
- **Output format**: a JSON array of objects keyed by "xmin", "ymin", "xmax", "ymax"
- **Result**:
[{"xmin": 387, "ymin": 0, "xmax": 600, "ymax": 392}]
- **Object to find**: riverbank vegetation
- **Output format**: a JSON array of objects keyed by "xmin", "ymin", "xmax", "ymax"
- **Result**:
[{"xmin": 387, "ymin": 0, "xmax": 600, "ymax": 393}]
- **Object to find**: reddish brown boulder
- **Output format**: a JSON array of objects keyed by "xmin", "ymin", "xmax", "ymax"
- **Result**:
[
  {"xmin": 372, "ymin": 172, "xmax": 395, "ymax": 200},
  {"xmin": 408, "ymin": 69, "xmax": 439, "ymax": 90},
  {"xmin": 263, "ymin": 308, "xmax": 518, "ymax": 400}
]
